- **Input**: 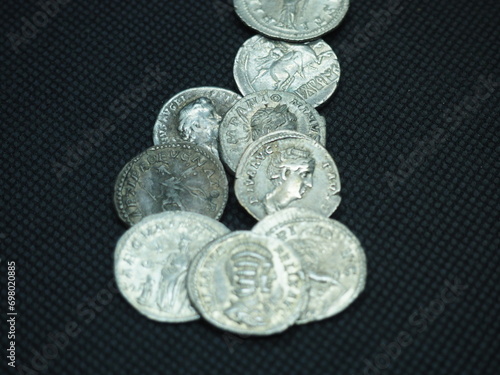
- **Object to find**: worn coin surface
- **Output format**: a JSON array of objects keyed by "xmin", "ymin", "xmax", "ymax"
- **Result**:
[
  {"xmin": 153, "ymin": 87, "xmax": 242, "ymax": 158},
  {"xmin": 188, "ymin": 231, "xmax": 306, "ymax": 335},
  {"xmin": 235, "ymin": 130, "xmax": 341, "ymax": 220},
  {"xmin": 234, "ymin": 35, "xmax": 340, "ymax": 107},
  {"xmin": 114, "ymin": 143, "xmax": 228, "ymax": 226},
  {"xmin": 115, "ymin": 211, "xmax": 230, "ymax": 322},
  {"xmin": 219, "ymin": 90, "xmax": 326, "ymax": 173},
  {"xmin": 234, "ymin": 0, "xmax": 349, "ymax": 41},
  {"xmin": 253, "ymin": 208, "xmax": 366, "ymax": 324}
]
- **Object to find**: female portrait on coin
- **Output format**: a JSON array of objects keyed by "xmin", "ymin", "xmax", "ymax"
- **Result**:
[
  {"xmin": 234, "ymin": 0, "xmax": 349, "ymax": 41},
  {"xmin": 153, "ymin": 87, "xmax": 241, "ymax": 157},
  {"xmin": 114, "ymin": 212, "xmax": 230, "ymax": 322},
  {"xmin": 187, "ymin": 232, "xmax": 307, "ymax": 335},
  {"xmin": 234, "ymin": 35, "xmax": 341, "ymax": 107},
  {"xmin": 114, "ymin": 143, "xmax": 228, "ymax": 226},
  {"xmin": 219, "ymin": 90, "xmax": 326, "ymax": 173},
  {"xmin": 235, "ymin": 130, "xmax": 341, "ymax": 220}
]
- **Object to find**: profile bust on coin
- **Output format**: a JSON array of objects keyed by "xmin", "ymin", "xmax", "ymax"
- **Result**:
[
  {"xmin": 264, "ymin": 146, "xmax": 315, "ymax": 215},
  {"xmin": 178, "ymin": 97, "xmax": 221, "ymax": 158}
]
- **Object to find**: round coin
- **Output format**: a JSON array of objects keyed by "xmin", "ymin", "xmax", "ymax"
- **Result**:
[
  {"xmin": 114, "ymin": 143, "xmax": 228, "ymax": 226},
  {"xmin": 234, "ymin": 0, "xmax": 349, "ymax": 42},
  {"xmin": 187, "ymin": 231, "xmax": 306, "ymax": 335},
  {"xmin": 114, "ymin": 211, "xmax": 230, "ymax": 322},
  {"xmin": 153, "ymin": 87, "xmax": 242, "ymax": 158},
  {"xmin": 253, "ymin": 208, "xmax": 366, "ymax": 324},
  {"xmin": 235, "ymin": 130, "xmax": 341, "ymax": 220},
  {"xmin": 234, "ymin": 35, "xmax": 340, "ymax": 107},
  {"xmin": 219, "ymin": 90, "xmax": 326, "ymax": 173}
]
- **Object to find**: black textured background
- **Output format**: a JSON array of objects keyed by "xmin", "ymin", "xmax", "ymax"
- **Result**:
[{"xmin": 1, "ymin": 0, "xmax": 499, "ymax": 374}]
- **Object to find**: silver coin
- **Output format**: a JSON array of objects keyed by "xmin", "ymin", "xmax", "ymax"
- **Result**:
[
  {"xmin": 114, "ymin": 211, "xmax": 230, "ymax": 322},
  {"xmin": 114, "ymin": 143, "xmax": 228, "ymax": 226},
  {"xmin": 235, "ymin": 130, "xmax": 341, "ymax": 220},
  {"xmin": 153, "ymin": 87, "xmax": 242, "ymax": 158},
  {"xmin": 234, "ymin": 0, "xmax": 349, "ymax": 42},
  {"xmin": 253, "ymin": 208, "xmax": 366, "ymax": 324},
  {"xmin": 187, "ymin": 231, "xmax": 306, "ymax": 335},
  {"xmin": 219, "ymin": 90, "xmax": 326, "ymax": 173},
  {"xmin": 234, "ymin": 35, "xmax": 340, "ymax": 107}
]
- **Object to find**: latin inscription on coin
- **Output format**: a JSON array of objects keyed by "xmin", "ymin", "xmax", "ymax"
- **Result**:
[
  {"xmin": 219, "ymin": 90, "xmax": 326, "ymax": 173},
  {"xmin": 153, "ymin": 87, "xmax": 242, "ymax": 158},
  {"xmin": 115, "ymin": 212, "xmax": 230, "ymax": 322},
  {"xmin": 234, "ymin": 35, "xmax": 340, "ymax": 107},
  {"xmin": 234, "ymin": 0, "xmax": 349, "ymax": 41},
  {"xmin": 253, "ymin": 208, "xmax": 366, "ymax": 324},
  {"xmin": 187, "ymin": 231, "xmax": 306, "ymax": 335},
  {"xmin": 235, "ymin": 130, "xmax": 341, "ymax": 220},
  {"xmin": 114, "ymin": 143, "xmax": 228, "ymax": 226}
]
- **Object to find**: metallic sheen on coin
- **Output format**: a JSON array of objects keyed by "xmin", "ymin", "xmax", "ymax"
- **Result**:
[
  {"xmin": 188, "ymin": 231, "xmax": 306, "ymax": 335},
  {"xmin": 219, "ymin": 90, "xmax": 326, "ymax": 173},
  {"xmin": 115, "ymin": 211, "xmax": 230, "ymax": 322},
  {"xmin": 253, "ymin": 208, "xmax": 366, "ymax": 324},
  {"xmin": 234, "ymin": 0, "xmax": 349, "ymax": 41},
  {"xmin": 153, "ymin": 87, "xmax": 242, "ymax": 158},
  {"xmin": 235, "ymin": 130, "xmax": 341, "ymax": 220},
  {"xmin": 234, "ymin": 35, "xmax": 340, "ymax": 107},
  {"xmin": 114, "ymin": 143, "xmax": 228, "ymax": 226}
]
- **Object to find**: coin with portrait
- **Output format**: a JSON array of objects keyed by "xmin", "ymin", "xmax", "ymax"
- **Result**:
[
  {"xmin": 153, "ymin": 87, "xmax": 241, "ymax": 158},
  {"xmin": 219, "ymin": 90, "xmax": 326, "ymax": 173},
  {"xmin": 187, "ymin": 231, "xmax": 306, "ymax": 335},
  {"xmin": 114, "ymin": 211, "xmax": 230, "ymax": 322},
  {"xmin": 235, "ymin": 130, "xmax": 341, "ymax": 220},
  {"xmin": 253, "ymin": 208, "xmax": 366, "ymax": 324}
]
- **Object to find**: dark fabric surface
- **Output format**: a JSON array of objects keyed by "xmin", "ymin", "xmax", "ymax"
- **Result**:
[{"xmin": 1, "ymin": 0, "xmax": 499, "ymax": 374}]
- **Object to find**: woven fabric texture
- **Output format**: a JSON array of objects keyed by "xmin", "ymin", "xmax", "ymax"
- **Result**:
[{"xmin": 1, "ymin": 0, "xmax": 499, "ymax": 374}]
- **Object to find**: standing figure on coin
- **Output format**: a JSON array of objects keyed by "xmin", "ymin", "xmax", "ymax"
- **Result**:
[
  {"xmin": 264, "ymin": 147, "xmax": 315, "ymax": 214},
  {"xmin": 178, "ymin": 97, "xmax": 222, "ymax": 158}
]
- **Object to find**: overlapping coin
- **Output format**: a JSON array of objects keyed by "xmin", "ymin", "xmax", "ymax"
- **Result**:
[
  {"xmin": 187, "ymin": 231, "xmax": 306, "ymax": 335},
  {"xmin": 253, "ymin": 208, "xmax": 366, "ymax": 324},
  {"xmin": 114, "ymin": 211, "xmax": 230, "ymax": 322},
  {"xmin": 153, "ymin": 87, "xmax": 241, "ymax": 158},
  {"xmin": 234, "ymin": 0, "xmax": 349, "ymax": 41},
  {"xmin": 234, "ymin": 35, "xmax": 340, "ymax": 107},
  {"xmin": 235, "ymin": 130, "xmax": 341, "ymax": 220},
  {"xmin": 114, "ymin": 143, "xmax": 228, "ymax": 226},
  {"xmin": 219, "ymin": 90, "xmax": 326, "ymax": 173}
]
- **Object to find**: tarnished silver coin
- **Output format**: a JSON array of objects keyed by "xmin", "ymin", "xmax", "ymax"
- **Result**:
[
  {"xmin": 115, "ymin": 211, "xmax": 230, "ymax": 322},
  {"xmin": 253, "ymin": 208, "xmax": 366, "ymax": 324},
  {"xmin": 234, "ymin": 35, "xmax": 340, "ymax": 107},
  {"xmin": 153, "ymin": 87, "xmax": 242, "ymax": 158},
  {"xmin": 234, "ymin": 0, "xmax": 349, "ymax": 42},
  {"xmin": 188, "ymin": 231, "xmax": 306, "ymax": 335},
  {"xmin": 235, "ymin": 130, "xmax": 341, "ymax": 220},
  {"xmin": 219, "ymin": 90, "xmax": 326, "ymax": 173},
  {"xmin": 114, "ymin": 143, "xmax": 228, "ymax": 226}
]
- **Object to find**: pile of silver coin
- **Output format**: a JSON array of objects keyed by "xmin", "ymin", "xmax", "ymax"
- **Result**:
[{"xmin": 113, "ymin": 0, "xmax": 367, "ymax": 336}]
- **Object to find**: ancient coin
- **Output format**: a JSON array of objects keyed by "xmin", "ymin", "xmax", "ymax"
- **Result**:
[
  {"xmin": 234, "ymin": 35, "xmax": 340, "ymax": 107},
  {"xmin": 234, "ymin": 0, "xmax": 349, "ymax": 42},
  {"xmin": 115, "ymin": 211, "xmax": 230, "ymax": 322},
  {"xmin": 253, "ymin": 208, "xmax": 366, "ymax": 324},
  {"xmin": 235, "ymin": 130, "xmax": 341, "ymax": 220},
  {"xmin": 187, "ymin": 231, "xmax": 306, "ymax": 335},
  {"xmin": 153, "ymin": 87, "xmax": 242, "ymax": 158},
  {"xmin": 219, "ymin": 90, "xmax": 326, "ymax": 173},
  {"xmin": 114, "ymin": 143, "xmax": 228, "ymax": 226}
]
